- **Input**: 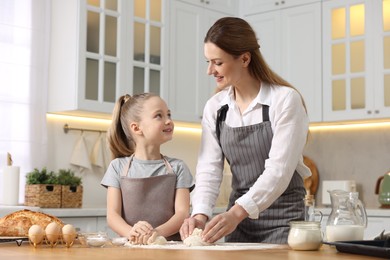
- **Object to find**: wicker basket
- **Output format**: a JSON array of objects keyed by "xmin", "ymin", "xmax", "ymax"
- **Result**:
[
  {"xmin": 24, "ymin": 184, "xmax": 62, "ymax": 208},
  {"xmin": 61, "ymin": 185, "xmax": 83, "ymax": 208}
]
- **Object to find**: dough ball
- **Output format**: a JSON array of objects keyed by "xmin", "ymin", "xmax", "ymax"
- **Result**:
[
  {"xmin": 147, "ymin": 231, "xmax": 167, "ymax": 245},
  {"xmin": 183, "ymin": 228, "xmax": 211, "ymax": 247},
  {"xmin": 150, "ymin": 235, "xmax": 167, "ymax": 245}
]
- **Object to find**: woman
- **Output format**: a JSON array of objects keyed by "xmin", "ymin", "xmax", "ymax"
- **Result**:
[
  {"xmin": 101, "ymin": 93, "xmax": 194, "ymax": 244},
  {"xmin": 180, "ymin": 17, "xmax": 311, "ymax": 244}
]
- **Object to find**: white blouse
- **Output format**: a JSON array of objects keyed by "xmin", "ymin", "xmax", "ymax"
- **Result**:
[{"xmin": 191, "ymin": 83, "xmax": 311, "ymax": 220}]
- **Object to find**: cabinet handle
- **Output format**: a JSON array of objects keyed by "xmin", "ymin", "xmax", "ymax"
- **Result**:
[
  {"xmin": 367, "ymin": 110, "xmax": 372, "ymax": 114},
  {"xmin": 374, "ymin": 110, "xmax": 379, "ymax": 114},
  {"xmin": 281, "ymin": 0, "xmax": 285, "ymax": 4},
  {"xmin": 205, "ymin": 0, "xmax": 209, "ymax": 4},
  {"xmin": 275, "ymin": 2, "xmax": 279, "ymax": 5}
]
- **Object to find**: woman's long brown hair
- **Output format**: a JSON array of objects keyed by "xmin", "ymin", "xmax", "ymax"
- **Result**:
[{"xmin": 204, "ymin": 17, "xmax": 307, "ymax": 111}]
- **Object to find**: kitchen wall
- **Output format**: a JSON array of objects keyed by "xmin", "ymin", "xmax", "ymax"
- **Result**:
[
  {"xmin": 46, "ymin": 115, "xmax": 390, "ymax": 210},
  {"xmin": 304, "ymin": 123, "xmax": 390, "ymax": 208}
]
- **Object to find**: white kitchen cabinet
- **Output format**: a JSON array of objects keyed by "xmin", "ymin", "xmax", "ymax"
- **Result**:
[
  {"xmin": 169, "ymin": 0, "xmax": 234, "ymax": 122},
  {"xmin": 365, "ymin": 216, "xmax": 390, "ymax": 239},
  {"xmin": 48, "ymin": 0, "xmax": 167, "ymax": 118},
  {"xmin": 240, "ymin": 0, "xmax": 320, "ymax": 16},
  {"xmin": 322, "ymin": 0, "xmax": 390, "ymax": 122},
  {"xmin": 244, "ymin": 2, "xmax": 322, "ymax": 122},
  {"xmin": 179, "ymin": 0, "xmax": 238, "ymax": 15}
]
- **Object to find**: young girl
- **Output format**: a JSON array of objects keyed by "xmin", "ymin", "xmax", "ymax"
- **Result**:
[{"xmin": 101, "ymin": 93, "xmax": 194, "ymax": 244}]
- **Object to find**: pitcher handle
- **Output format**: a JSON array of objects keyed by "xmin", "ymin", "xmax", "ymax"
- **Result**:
[
  {"xmin": 357, "ymin": 200, "xmax": 368, "ymax": 227},
  {"xmin": 312, "ymin": 210, "xmax": 323, "ymax": 223}
]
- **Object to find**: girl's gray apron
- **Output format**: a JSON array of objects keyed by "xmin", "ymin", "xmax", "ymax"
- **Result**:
[
  {"xmin": 120, "ymin": 155, "xmax": 181, "ymax": 241},
  {"xmin": 216, "ymin": 104, "xmax": 305, "ymax": 244}
]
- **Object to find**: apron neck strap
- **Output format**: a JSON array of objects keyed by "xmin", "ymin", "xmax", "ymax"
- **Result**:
[{"xmin": 121, "ymin": 154, "xmax": 174, "ymax": 177}]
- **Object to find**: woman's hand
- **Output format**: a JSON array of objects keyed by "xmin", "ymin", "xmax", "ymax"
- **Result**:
[
  {"xmin": 179, "ymin": 214, "xmax": 207, "ymax": 240},
  {"xmin": 202, "ymin": 204, "xmax": 248, "ymax": 243},
  {"xmin": 128, "ymin": 221, "xmax": 153, "ymax": 243}
]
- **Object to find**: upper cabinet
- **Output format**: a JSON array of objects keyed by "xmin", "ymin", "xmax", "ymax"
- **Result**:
[
  {"xmin": 240, "ymin": 0, "xmax": 318, "ymax": 15},
  {"xmin": 322, "ymin": 0, "xmax": 390, "ymax": 121},
  {"xmin": 179, "ymin": 0, "xmax": 238, "ymax": 15},
  {"xmin": 244, "ymin": 1, "xmax": 322, "ymax": 122},
  {"xmin": 168, "ymin": 0, "xmax": 238, "ymax": 123},
  {"xmin": 48, "ymin": 0, "xmax": 167, "ymax": 118},
  {"xmin": 47, "ymin": 0, "xmax": 390, "ymax": 123}
]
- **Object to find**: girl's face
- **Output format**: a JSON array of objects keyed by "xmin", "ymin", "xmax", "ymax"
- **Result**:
[
  {"xmin": 136, "ymin": 96, "xmax": 174, "ymax": 145},
  {"xmin": 204, "ymin": 42, "xmax": 247, "ymax": 89}
]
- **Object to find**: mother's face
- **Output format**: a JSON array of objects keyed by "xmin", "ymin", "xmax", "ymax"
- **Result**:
[{"xmin": 204, "ymin": 42, "xmax": 249, "ymax": 89}]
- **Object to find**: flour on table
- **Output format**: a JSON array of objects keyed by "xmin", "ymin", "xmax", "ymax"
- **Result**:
[{"xmin": 183, "ymin": 228, "xmax": 211, "ymax": 247}]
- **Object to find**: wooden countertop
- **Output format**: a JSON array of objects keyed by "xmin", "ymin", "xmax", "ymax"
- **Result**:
[{"xmin": 0, "ymin": 242, "xmax": 384, "ymax": 260}]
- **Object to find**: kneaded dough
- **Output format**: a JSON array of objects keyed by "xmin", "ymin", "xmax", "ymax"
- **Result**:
[
  {"xmin": 147, "ymin": 232, "xmax": 167, "ymax": 245},
  {"xmin": 183, "ymin": 228, "xmax": 211, "ymax": 247}
]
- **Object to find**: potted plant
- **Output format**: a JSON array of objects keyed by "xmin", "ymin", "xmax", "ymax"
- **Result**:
[
  {"xmin": 57, "ymin": 169, "xmax": 83, "ymax": 208},
  {"xmin": 25, "ymin": 168, "xmax": 61, "ymax": 208}
]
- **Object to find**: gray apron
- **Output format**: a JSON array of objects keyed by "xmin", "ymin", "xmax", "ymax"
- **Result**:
[
  {"xmin": 216, "ymin": 104, "xmax": 305, "ymax": 244},
  {"xmin": 120, "ymin": 155, "xmax": 181, "ymax": 241}
]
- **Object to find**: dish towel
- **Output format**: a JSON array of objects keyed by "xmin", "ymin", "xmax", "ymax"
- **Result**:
[
  {"xmin": 70, "ymin": 132, "xmax": 92, "ymax": 172},
  {"xmin": 90, "ymin": 133, "xmax": 111, "ymax": 170}
]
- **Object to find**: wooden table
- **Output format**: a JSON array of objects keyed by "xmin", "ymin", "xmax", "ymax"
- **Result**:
[{"xmin": 0, "ymin": 242, "xmax": 385, "ymax": 260}]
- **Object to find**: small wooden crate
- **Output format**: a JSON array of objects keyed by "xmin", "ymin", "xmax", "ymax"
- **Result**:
[
  {"xmin": 61, "ymin": 185, "xmax": 83, "ymax": 208},
  {"xmin": 24, "ymin": 184, "xmax": 62, "ymax": 208}
]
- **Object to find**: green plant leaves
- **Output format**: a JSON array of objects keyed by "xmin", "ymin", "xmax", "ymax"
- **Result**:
[{"xmin": 25, "ymin": 168, "xmax": 82, "ymax": 186}]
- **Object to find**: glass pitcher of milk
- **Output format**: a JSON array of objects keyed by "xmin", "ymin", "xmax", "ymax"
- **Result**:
[{"xmin": 326, "ymin": 190, "xmax": 367, "ymax": 242}]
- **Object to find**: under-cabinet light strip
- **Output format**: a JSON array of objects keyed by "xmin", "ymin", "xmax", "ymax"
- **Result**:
[{"xmin": 47, "ymin": 113, "xmax": 390, "ymax": 133}]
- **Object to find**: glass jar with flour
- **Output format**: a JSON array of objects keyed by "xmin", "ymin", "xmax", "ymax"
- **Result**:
[{"xmin": 288, "ymin": 221, "xmax": 322, "ymax": 251}]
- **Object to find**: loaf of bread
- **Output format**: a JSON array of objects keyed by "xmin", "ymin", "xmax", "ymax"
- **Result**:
[{"xmin": 0, "ymin": 209, "xmax": 64, "ymax": 237}]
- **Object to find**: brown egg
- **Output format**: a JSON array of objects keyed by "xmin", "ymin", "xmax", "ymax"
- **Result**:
[
  {"xmin": 28, "ymin": 225, "xmax": 45, "ymax": 244},
  {"xmin": 62, "ymin": 224, "xmax": 77, "ymax": 245},
  {"xmin": 45, "ymin": 222, "xmax": 61, "ymax": 244}
]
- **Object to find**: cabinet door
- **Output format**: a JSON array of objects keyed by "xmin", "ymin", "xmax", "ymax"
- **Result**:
[
  {"xmin": 132, "ymin": 0, "xmax": 167, "ymax": 98},
  {"xmin": 373, "ymin": 0, "xmax": 390, "ymax": 117},
  {"xmin": 322, "ymin": 0, "xmax": 372, "ymax": 121},
  {"xmin": 246, "ymin": 12, "xmax": 282, "ymax": 75},
  {"xmin": 322, "ymin": 0, "xmax": 390, "ymax": 121},
  {"xmin": 48, "ymin": 0, "xmax": 167, "ymax": 117},
  {"xmin": 280, "ymin": 3, "xmax": 322, "ymax": 122},
  {"xmin": 365, "ymin": 216, "xmax": 390, "ymax": 239},
  {"xmin": 247, "ymin": 2, "xmax": 322, "ymax": 122},
  {"xmin": 169, "ymin": 1, "xmax": 225, "ymax": 122},
  {"xmin": 82, "ymin": 0, "xmax": 122, "ymax": 113}
]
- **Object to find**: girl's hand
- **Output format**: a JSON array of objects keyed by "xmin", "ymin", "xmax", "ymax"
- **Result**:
[
  {"xmin": 130, "ymin": 232, "xmax": 154, "ymax": 245},
  {"xmin": 129, "ymin": 221, "xmax": 153, "ymax": 241}
]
